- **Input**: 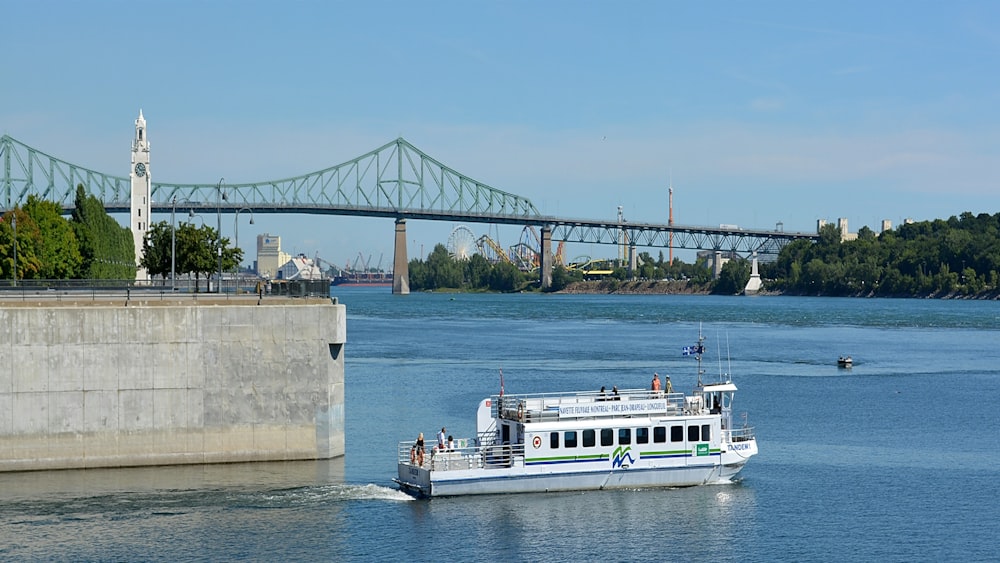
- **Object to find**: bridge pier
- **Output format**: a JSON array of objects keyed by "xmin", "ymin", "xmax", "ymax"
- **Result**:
[
  {"xmin": 393, "ymin": 218, "xmax": 410, "ymax": 295},
  {"xmin": 628, "ymin": 244, "xmax": 637, "ymax": 280},
  {"xmin": 539, "ymin": 225, "xmax": 552, "ymax": 290}
]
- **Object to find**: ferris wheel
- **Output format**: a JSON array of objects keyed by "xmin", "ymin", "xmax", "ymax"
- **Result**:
[{"xmin": 447, "ymin": 225, "xmax": 478, "ymax": 260}]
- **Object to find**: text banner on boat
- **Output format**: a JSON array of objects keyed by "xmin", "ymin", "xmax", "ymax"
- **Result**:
[{"xmin": 558, "ymin": 399, "xmax": 668, "ymax": 418}]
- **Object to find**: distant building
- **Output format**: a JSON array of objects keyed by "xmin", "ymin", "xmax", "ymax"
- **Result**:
[
  {"xmin": 881, "ymin": 219, "xmax": 893, "ymax": 233},
  {"xmin": 817, "ymin": 218, "xmax": 857, "ymax": 242},
  {"xmin": 257, "ymin": 233, "xmax": 291, "ymax": 279},
  {"xmin": 838, "ymin": 218, "xmax": 857, "ymax": 242},
  {"xmin": 277, "ymin": 254, "xmax": 324, "ymax": 280}
]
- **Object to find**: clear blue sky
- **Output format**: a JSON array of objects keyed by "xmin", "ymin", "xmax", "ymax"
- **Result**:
[{"xmin": 3, "ymin": 1, "xmax": 998, "ymax": 268}]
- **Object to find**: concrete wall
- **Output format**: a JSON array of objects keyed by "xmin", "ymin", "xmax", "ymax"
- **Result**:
[{"xmin": 0, "ymin": 295, "xmax": 345, "ymax": 472}]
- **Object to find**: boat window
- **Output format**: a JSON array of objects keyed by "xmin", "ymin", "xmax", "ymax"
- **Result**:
[
  {"xmin": 688, "ymin": 425, "xmax": 700, "ymax": 442},
  {"xmin": 636, "ymin": 427, "xmax": 649, "ymax": 444},
  {"xmin": 701, "ymin": 424, "xmax": 711, "ymax": 441},
  {"xmin": 653, "ymin": 426, "xmax": 667, "ymax": 443},
  {"xmin": 618, "ymin": 428, "xmax": 631, "ymax": 445},
  {"xmin": 565, "ymin": 431, "xmax": 578, "ymax": 448},
  {"xmin": 671, "ymin": 425, "xmax": 684, "ymax": 442},
  {"xmin": 550, "ymin": 432, "xmax": 559, "ymax": 449},
  {"xmin": 583, "ymin": 429, "xmax": 596, "ymax": 447},
  {"xmin": 601, "ymin": 428, "xmax": 613, "ymax": 446}
]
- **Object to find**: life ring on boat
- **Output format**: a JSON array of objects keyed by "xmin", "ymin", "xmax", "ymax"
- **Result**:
[
  {"xmin": 532, "ymin": 435, "xmax": 541, "ymax": 449},
  {"xmin": 517, "ymin": 403, "xmax": 524, "ymax": 422}
]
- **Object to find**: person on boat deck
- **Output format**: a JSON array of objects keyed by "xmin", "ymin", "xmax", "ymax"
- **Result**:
[
  {"xmin": 612, "ymin": 386, "xmax": 620, "ymax": 400},
  {"xmin": 409, "ymin": 444, "xmax": 417, "ymax": 464},
  {"xmin": 416, "ymin": 433, "xmax": 425, "ymax": 466},
  {"xmin": 664, "ymin": 375, "xmax": 673, "ymax": 395},
  {"xmin": 447, "ymin": 435, "xmax": 455, "ymax": 451},
  {"xmin": 599, "ymin": 386, "xmax": 607, "ymax": 400},
  {"xmin": 651, "ymin": 373, "xmax": 662, "ymax": 395},
  {"xmin": 437, "ymin": 427, "xmax": 447, "ymax": 451}
]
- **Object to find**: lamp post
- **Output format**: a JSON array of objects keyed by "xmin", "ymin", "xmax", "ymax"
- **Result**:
[
  {"xmin": 171, "ymin": 197, "xmax": 176, "ymax": 291},
  {"xmin": 11, "ymin": 213, "xmax": 16, "ymax": 288},
  {"xmin": 187, "ymin": 211, "xmax": 206, "ymax": 291},
  {"xmin": 217, "ymin": 178, "xmax": 225, "ymax": 293},
  {"xmin": 234, "ymin": 207, "xmax": 254, "ymax": 277}
]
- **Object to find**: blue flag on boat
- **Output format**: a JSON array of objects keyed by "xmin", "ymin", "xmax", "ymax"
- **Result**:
[{"xmin": 682, "ymin": 345, "xmax": 705, "ymax": 356}]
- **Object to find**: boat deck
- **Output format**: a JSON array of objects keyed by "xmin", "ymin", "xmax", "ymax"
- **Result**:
[{"xmin": 494, "ymin": 388, "xmax": 693, "ymax": 423}]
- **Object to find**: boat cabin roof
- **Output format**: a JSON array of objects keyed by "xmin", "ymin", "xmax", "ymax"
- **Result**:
[{"xmin": 698, "ymin": 382, "xmax": 738, "ymax": 392}]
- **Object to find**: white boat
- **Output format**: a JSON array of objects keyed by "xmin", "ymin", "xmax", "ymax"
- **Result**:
[
  {"xmin": 838, "ymin": 356, "xmax": 853, "ymax": 368},
  {"xmin": 394, "ymin": 333, "xmax": 758, "ymax": 497}
]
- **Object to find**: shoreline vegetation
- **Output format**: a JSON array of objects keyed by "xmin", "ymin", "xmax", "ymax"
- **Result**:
[
  {"xmin": 555, "ymin": 279, "xmax": 1000, "ymax": 299},
  {"xmin": 405, "ymin": 210, "xmax": 1000, "ymax": 300},
  {"xmin": 7, "ymin": 195, "xmax": 998, "ymax": 301}
]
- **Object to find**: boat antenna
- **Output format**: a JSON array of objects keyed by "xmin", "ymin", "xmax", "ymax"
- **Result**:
[
  {"xmin": 696, "ymin": 324, "xmax": 705, "ymax": 386},
  {"xmin": 716, "ymin": 331, "xmax": 723, "ymax": 383},
  {"xmin": 726, "ymin": 332, "xmax": 733, "ymax": 383}
]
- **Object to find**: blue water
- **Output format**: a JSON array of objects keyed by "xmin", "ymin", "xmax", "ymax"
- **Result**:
[{"xmin": 1, "ymin": 292, "xmax": 999, "ymax": 561}]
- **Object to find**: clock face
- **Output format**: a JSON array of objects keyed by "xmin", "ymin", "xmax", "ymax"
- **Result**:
[{"xmin": 135, "ymin": 162, "xmax": 146, "ymax": 177}]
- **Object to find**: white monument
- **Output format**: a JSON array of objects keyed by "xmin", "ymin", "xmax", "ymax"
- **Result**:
[
  {"xmin": 744, "ymin": 254, "xmax": 762, "ymax": 295},
  {"xmin": 130, "ymin": 110, "xmax": 152, "ymax": 281}
]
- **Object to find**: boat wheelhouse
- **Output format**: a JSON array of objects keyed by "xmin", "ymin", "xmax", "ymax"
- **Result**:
[{"xmin": 395, "ymin": 336, "xmax": 757, "ymax": 497}]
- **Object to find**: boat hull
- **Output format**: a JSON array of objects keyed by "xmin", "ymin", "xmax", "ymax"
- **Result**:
[{"xmin": 396, "ymin": 438, "xmax": 757, "ymax": 497}]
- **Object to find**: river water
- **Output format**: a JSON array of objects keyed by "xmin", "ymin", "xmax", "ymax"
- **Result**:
[{"xmin": 1, "ymin": 291, "xmax": 998, "ymax": 561}]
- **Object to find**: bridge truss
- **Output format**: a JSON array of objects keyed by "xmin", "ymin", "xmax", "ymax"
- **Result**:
[
  {"xmin": 0, "ymin": 134, "xmax": 815, "ymax": 257},
  {"xmin": 0, "ymin": 135, "xmax": 540, "ymax": 221}
]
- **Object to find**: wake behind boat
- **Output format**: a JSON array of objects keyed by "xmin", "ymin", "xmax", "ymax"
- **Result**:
[{"xmin": 394, "ymin": 332, "xmax": 758, "ymax": 497}]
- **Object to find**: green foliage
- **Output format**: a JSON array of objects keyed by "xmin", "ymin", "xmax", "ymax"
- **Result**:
[
  {"xmin": 713, "ymin": 258, "xmax": 751, "ymax": 295},
  {"xmin": 0, "ymin": 208, "xmax": 42, "ymax": 281},
  {"xmin": 408, "ymin": 245, "xmax": 530, "ymax": 292},
  {"xmin": 769, "ymin": 211, "xmax": 1000, "ymax": 296},
  {"xmin": 141, "ymin": 221, "xmax": 174, "ymax": 279},
  {"xmin": 24, "ymin": 196, "xmax": 83, "ymax": 279},
  {"xmin": 143, "ymin": 219, "xmax": 241, "ymax": 290},
  {"xmin": 547, "ymin": 264, "xmax": 583, "ymax": 292},
  {"xmin": 71, "ymin": 185, "xmax": 135, "ymax": 280}
]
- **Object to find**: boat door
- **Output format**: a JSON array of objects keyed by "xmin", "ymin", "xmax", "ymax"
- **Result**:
[{"xmin": 685, "ymin": 421, "xmax": 713, "ymax": 466}]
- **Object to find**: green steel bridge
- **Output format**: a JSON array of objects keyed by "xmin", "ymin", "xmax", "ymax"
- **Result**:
[{"xmin": 0, "ymin": 134, "xmax": 817, "ymax": 290}]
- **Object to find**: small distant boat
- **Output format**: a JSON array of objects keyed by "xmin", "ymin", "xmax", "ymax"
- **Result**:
[{"xmin": 838, "ymin": 356, "xmax": 853, "ymax": 368}]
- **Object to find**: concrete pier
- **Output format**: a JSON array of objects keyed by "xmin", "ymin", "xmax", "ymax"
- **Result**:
[{"xmin": 0, "ymin": 293, "xmax": 345, "ymax": 472}]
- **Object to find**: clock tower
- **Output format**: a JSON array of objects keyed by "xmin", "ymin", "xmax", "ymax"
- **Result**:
[{"xmin": 130, "ymin": 109, "xmax": 152, "ymax": 281}]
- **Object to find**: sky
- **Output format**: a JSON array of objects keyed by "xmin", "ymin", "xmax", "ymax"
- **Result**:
[{"xmin": 2, "ymin": 1, "xmax": 998, "ymax": 269}]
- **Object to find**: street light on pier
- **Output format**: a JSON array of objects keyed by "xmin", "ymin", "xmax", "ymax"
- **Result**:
[
  {"xmin": 234, "ymin": 207, "xmax": 254, "ymax": 277},
  {"xmin": 217, "ymin": 178, "xmax": 225, "ymax": 293},
  {"xmin": 171, "ymin": 197, "xmax": 177, "ymax": 292},
  {"xmin": 10, "ymin": 212, "xmax": 16, "ymax": 287},
  {"xmin": 187, "ymin": 210, "xmax": 206, "ymax": 226}
]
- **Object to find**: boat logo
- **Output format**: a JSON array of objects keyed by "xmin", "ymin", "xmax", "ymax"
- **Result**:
[
  {"xmin": 532, "ymin": 435, "xmax": 541, "ymax": 449},
  {"xmin": 696, "ymin": 443, "xmax": 709, "ymax": 456},
  {"xmin": 611, "ymin": 446, "xmax": 635, "ymax": 468}
]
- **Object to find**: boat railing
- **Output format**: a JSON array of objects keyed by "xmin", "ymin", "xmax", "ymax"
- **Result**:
[
  {"xmin": 397, "ymin": 439, "xmax": 525, "ymax": 472},
  {"xmin": 494, "ymin": 389, "xmax": 685, "ymax": 422},
  {"xmin": 726, "ymin": 426, "xmax": 756, "ymax": 442}
]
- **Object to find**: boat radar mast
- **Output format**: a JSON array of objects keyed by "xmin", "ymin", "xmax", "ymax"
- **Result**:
[{"xmin": 683, "ymin": 325, "xmax": 708, "ymax": 386}]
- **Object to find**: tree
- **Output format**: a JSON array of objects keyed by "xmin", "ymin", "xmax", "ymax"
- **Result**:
[
  {"xmin": 713, "ymin": 259, "xmax": 751, "ymax": 295},
  {"xmin": 71, "ymin": 185, "xmax": 135, "ymax": 280},
  {"xmin": 141, "ymin": 221, "xmax": 174, "ymax": 280},
  {"xmin": 426, "ymin": 244, "xmax": 463, "ymax": 289},
  {"xmin": 0, "ymin": 208, "xmax": 42, "ymax": 282},
  {"xmin": 23, "ymin": 196, "xmax": 82, "ymax": 279},
  {"xmin": 175, "ymin": 223, "xmax": 218, "ymax": 292},
  {"xmin": 547, "ymin": 264, "xmax": 581, "ymax": 292},
  {"xmin": 488, "ymin": 261, "xmax": 523, "ymax": 291},
  {"xmin": 464, "ymin": 254, "xmax": 492, "ymax": 289}
]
